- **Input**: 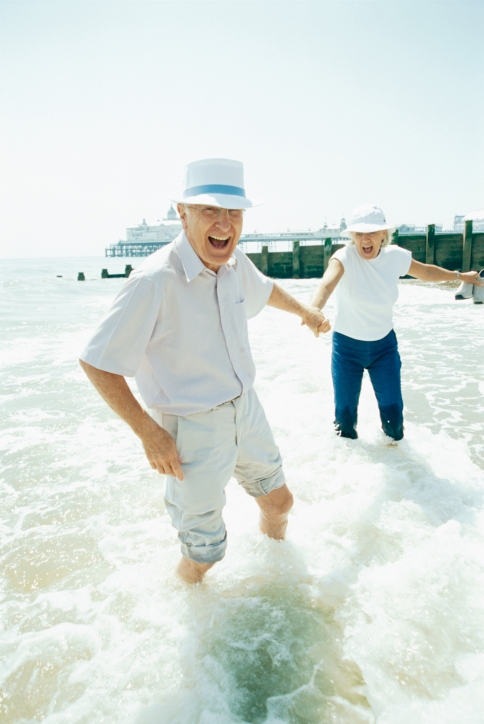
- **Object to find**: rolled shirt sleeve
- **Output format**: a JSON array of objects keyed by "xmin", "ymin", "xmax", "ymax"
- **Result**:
[
  {"xmin": 398, "ymin": 247, "xmax": 412, "ymax": 276},
  {"xmin": 235, "ymin": 249, "xmax": 274, "ymax": 319},
  {"xmin": 80, "ymin": 275, "xmax": 162, "ymax": 377}
]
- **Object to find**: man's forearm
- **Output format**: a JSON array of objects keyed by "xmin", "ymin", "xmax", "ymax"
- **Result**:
[
  {"xmin": 266, "ymin": 282, "xmax": 331, "ymax": 335},
  {"xmin": 79, "ymin": 359, "xmax": 157, "ymax": 438},
  {"xmin": 267, "ymin": 282, "xmax": 312, "ymax": 317}
]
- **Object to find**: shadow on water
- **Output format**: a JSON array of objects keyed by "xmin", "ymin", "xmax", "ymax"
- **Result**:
[{"xmin": 136, "ymin": 545, "xmax": 371, "ymax": 724}]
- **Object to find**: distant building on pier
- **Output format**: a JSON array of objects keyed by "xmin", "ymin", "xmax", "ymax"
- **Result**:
[{"xmin": 105, "ymin": 206, "xmax": 182, "ymax": 257}]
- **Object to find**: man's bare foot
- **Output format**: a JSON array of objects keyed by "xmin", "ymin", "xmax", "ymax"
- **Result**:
[
  {"xmin": 176, "ymin": 557, "xmax": 214, "ymax": 584},
  {"xmin": 256, "ymin": 484, "xmax": 294, "ymax": 540}
]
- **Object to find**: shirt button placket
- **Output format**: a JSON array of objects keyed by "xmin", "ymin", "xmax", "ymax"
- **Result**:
[
  {"xmin": 218, "ymin": 275, "xmax": 234, "ymax": 352},
  {"xmin": 217, "ymin": 270, "xmax": 244, "ymax": 388}
]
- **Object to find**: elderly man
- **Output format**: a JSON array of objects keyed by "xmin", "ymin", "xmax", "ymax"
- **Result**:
[{"xmin": 80, "ymin": 158, "xmax": 329, "ymax": 583}]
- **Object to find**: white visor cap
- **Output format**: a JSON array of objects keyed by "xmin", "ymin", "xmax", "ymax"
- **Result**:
[
  {"xmin": 343, "ymin": 204, "xmax": 393, "ymax": 235},
  {"xmin": 171, "ymin": 158, "xmax": 261, "ymax": 209}
]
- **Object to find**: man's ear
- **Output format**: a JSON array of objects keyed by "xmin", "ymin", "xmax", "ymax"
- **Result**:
[{"xmin": 177, "ymin": 203, "xmax": 187, "ymax": 231}]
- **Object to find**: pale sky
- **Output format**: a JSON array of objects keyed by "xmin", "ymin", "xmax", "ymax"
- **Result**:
[{"xmin": 1, "ymin": 0, "xmax": 483, "ymax": 258}]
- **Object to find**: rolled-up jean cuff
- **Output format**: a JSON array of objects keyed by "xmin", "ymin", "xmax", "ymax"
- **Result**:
[{"xmin": 180, "ymin": 536, "xmax": 227, "ymax": 564}]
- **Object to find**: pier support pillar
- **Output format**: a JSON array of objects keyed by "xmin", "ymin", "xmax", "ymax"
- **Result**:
[
  {"xmin": 77, "ymin": 272, "xmax": 85, "ymax": 281},
  {"xmin": 292, "ymin": 241, "xmax": 300, "ymax": 279},
  {"xmin": 462, "ymin": 220, "xmax": 473, "ymax": 272},
  {"xmin": 426, "ymin": 224, "xmax": 435, "ymax": 265},
  {"xmin": 323, "ymin": 238, "xmax": 332, "ymax": 272},
  {"xmin": 261, "ymin": 245, "xmax": 269, "ymax": 276},
  {"xmin": 101, "ymin": 268, "xmax": 109, "ymax": 278},
  {"xmin": 125, "ymin": 264, "xmax": 133, "ymax": 277}
]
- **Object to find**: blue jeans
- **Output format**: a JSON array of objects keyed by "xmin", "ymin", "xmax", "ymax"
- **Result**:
[{"xmin": 331, "ymin": 330, "xmax": 404, "ymax": 440}]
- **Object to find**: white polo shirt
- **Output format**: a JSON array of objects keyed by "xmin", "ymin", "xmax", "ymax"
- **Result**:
[
  {"xmin": 332, "ymin": 244, "xmax": 412, "ymax": 341},
  {"xmin": 80, "ymin": 233, "xmax": 274, "ymax": 415}
]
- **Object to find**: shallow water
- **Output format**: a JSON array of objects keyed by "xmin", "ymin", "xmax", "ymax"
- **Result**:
[{"xmin": 1, "ymin": 257, "xmax": 484, "ymax": 723}]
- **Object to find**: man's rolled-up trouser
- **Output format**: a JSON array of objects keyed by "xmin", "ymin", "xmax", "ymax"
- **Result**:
[{"xmin": 151, "ymin": 388, "xmax": 285, "ymax": 565}]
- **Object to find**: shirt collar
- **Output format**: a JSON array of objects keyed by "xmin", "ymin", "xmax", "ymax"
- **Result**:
[
  {"xmin": 176, "ymin": 231, "xmax": 237, "ymax": 283},
  {"xmin": 176, "ymin": 232, "xmax": 206, "ymax": 282}
]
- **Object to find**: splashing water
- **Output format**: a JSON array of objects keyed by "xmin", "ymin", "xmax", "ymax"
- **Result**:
[{"xmin": 1, "ymin": 258, "xmax": 484, "ymax": 723}]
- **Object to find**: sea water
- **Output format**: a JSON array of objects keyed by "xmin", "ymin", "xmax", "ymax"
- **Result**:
[{"xmin": 1, "ymin": 257, "xmax": 483, "ymax": 724}]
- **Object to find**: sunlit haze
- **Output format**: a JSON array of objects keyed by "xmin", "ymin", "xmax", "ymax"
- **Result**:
[{"xmin": 1, "ymin": 0, "xmax": 483, "ymax": 258}]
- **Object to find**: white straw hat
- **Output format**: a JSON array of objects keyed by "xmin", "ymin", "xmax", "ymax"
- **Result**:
[
  {"xmin": 342, "ymin": 204, "xmax": 393, "ymax": 236},
  {"xmin": 171, "ymin": 158, "xmax": 260, "ymax": 209}
]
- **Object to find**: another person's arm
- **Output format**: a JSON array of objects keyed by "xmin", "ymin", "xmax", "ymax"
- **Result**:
[
  {"xmin": 267, "ymin": 282, "xmax": 331, "ymax": 336},
  {"xmin": 407, "ymin": 260, "xmax": 483, "ymax": 285},
  {"xmin": 79, "ymin": 360, "xmax": 184, "ymax": 480},
  {"xmin": 310, "ymin": 258, "xmax": 345, "ymax": 310}
]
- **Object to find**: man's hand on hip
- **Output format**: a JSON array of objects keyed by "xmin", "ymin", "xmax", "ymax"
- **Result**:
[{"xmin": 140, "ymin": 421, "xmax": 184, "ymax": 480}]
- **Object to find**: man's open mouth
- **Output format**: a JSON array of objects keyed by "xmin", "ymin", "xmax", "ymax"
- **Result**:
[{"xmin": 208, "ymin": 235, "xmax": 230, "ymax": 249}]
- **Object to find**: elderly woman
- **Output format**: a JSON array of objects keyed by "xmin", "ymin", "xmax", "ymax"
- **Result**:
[{"xmin": 310, "ymin": 204, "xmax": 483, "ymax": 441}]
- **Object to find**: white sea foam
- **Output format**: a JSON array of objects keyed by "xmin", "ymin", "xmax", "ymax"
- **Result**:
[{"xmin": 1, "ymin": 259, "xmax": 483, "ymax": 723}]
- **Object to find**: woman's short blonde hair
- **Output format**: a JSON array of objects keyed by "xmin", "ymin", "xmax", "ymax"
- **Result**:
[{"xmin": 349, "ymin": 229, "xmax": 392, "ymax": 248}]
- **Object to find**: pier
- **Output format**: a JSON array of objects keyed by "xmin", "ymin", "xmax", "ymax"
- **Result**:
[
  {"xmin": 99, "ymin": 223, "xmax": 484, "ymax": 280},
  {"xmin": 104, "ymin": 227, "xmax": 345, "ymax": 258}
]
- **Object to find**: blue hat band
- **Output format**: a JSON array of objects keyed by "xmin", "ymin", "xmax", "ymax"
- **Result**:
[{"xmin": 183, "ymin": 184, "xmax": 246, "ymax": 198}]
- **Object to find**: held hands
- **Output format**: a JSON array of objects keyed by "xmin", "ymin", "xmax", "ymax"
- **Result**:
[
  {"xmin": 300, "ymin": 306, "xmax": 331, "ymax": 337},
  {"xmin": 139, "ymin": 419, "xmax": 184, "ymax": 480}
]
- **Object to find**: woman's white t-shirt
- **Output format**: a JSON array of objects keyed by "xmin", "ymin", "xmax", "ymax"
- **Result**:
[{"xmin": 331, "ymin": 244, "xmax": 412, "ymax": 341}]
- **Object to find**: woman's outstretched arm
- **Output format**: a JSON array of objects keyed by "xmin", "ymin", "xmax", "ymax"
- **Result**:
[
  {"xmin": 408, "ymin": 260, "xmax": 483, "ymax": 285},
  {"xmin": 310, "ymin": 258, "xmax": 345, "ymax": 310}
]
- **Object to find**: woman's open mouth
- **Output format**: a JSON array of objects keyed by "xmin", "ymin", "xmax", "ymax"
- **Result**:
[
  {"xmin": 208, "ymin": 235, "xmax": 230, "ymax": 249},
  {"xmin": 362, "ymin": 244, "xmax": 374, "ymax": 256}
]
